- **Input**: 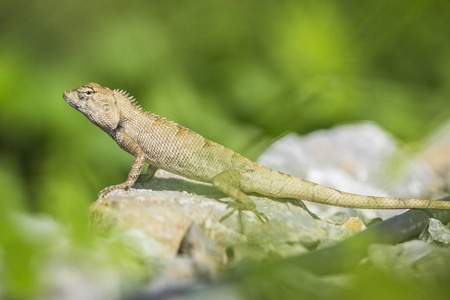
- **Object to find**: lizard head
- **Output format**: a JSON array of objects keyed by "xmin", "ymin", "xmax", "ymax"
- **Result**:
[{"xmin": 63, "ymin": 83, "xmax": 122, "ymax": 133}]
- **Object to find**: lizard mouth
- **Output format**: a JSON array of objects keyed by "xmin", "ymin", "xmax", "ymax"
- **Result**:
[
  {"xmin": 64, "ymin": 98, "xmax": 94, "ymax": 113},
  {"xmin": 62, "ymin": 92, "xmax": 75, "ymax": 103},
  {"xmin": 63, "ymin": 94, "xmax": 81, "ymax": 109}
]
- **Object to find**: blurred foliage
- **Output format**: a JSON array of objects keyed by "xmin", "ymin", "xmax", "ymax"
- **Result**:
[
  {"xmin": 1, "ymin": 0, "xmax": 450, "ymax": 298},
  {"xmin": 237, "ymin": 262, "xmax": 450, "ymax": 300}
]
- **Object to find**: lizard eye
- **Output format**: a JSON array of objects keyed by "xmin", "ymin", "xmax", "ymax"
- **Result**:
[{"xmin": 86, "ymin": 90, "xmax": 93, "ymax": 95}]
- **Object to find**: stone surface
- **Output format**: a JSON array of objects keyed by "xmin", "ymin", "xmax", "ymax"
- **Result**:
[
  {"xmin": 341, "ymin": 217, "xmax": 366, "ymax": 233},
  {"xmin": 419, "ymin": 218, "xmax": 450, "ymax": 248},
  {"xmin": 89, "ymin": 189, "xmax": 244, "ymax": 258},
  {"xmin": 88, "ymin": 180, "xmax": 337, "ymax": 260},
  {"xmin": 247, "ymin": 210, "xmax": 323, "ymax": 252},
  {"xmin": 368, "ymin": 240, "xmax": 450, "ymax": 281},
  {"xmin": 178, "ymin": 222, "xmax": 226, "ymax": 276},
  {"xmin": 88, "ymin": 172, "xmax": 360, "ymax": 296}
]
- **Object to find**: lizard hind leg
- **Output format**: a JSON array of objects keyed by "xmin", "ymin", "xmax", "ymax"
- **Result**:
[
  {"xmin": 137, "ymin": 165, "xmax": 158, "ymax": 183},
  {"xmin": 212, "ymin": 169, "xmax": 269, "ymax": 229}
]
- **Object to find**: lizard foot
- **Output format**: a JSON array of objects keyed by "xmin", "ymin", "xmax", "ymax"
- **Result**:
[
  {"xmin": 220, "ymin": 202, "xmax": 269, "ymax": 231},
  {"xmin": 98, "ymin": 183, "xmax": 131, "ymax": 198}
]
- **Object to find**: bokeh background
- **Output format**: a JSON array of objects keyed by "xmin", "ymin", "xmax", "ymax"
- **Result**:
[{"xmin": 1, "ymin": 0, "xmax": 450, "ymax": 298}]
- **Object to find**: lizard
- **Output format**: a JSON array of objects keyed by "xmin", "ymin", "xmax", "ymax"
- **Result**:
[{"xmin": 63, "ymin": 82, "xmax": 450, "ymax": 223}]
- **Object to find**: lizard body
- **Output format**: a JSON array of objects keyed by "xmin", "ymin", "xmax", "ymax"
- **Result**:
[{"xmin": 63, "ymin": 83, "xmax": 450, "ymax": 220}]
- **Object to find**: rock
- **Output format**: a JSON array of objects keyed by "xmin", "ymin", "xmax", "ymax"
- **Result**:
[
  {"xmin": 248, "ymin": 210, "xmax": 323, "ymax": 251},
  {"xmin": 368, "ymin": 240, "xmax": 450, "ymax": 281},
  {"xmin": 316, "ymin": 219, "xmax": 363, "ymax": 248},
  {"xmin": 89, "ymin": 173, "xmax": 355, "ymax": 293},
  {"xmin": 178, "ymin": 222, "xmax": 226, "ymax": 278},
  {"xmin": 341, "ymin": 217, "xmax": 366, "ymax": 233},
  {"xmin": 89, "ymin": 189, "xmax": 243, "ymax": 258},
  {"xmin": 90, "ymin": 165, "xmax": 358, "ymax": 261},
  {"xmin": 419, "ymin": 218, "xmax": 450, "ymax": 248}
]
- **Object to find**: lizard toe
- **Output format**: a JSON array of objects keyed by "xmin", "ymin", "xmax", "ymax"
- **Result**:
[
  {"xmin": 98, "ymin": 183, "xmax": 132, "ymax": 198},
  {"xmin": 223, "ymin": 202, "xmax": 269, "ymax": 224}
]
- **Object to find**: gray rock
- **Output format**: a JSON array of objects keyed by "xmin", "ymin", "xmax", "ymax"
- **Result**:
[
  {"xmin": 248, "ymin": 210, "xmax": 323, "ymax": 251},
  {"xmin": 89, "ymin": 189, "xmax": 243, "ymax": 258},
  {"xmin": 317, "ymin": 217, "xmax": 366, "ymax": 248},
  {"xmin": 88, "ymin": 182, "xmax": 335, "ymax": 259},
  {"xmin": 178, "ymin": 222, "xmax": 226, "ymax": 278},
  {"xmin": 368, "ymin": 240, "xmax": 450, "ymax": 281},
  {"xmin": 419, "ymin": 218, "xmax": 450, "ymax": 248}
]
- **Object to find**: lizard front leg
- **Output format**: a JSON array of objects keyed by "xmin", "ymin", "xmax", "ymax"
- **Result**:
[
  {"xmin": 212, "ymin": 169, "xmax": 269, "ymax": 231},
  {"xmin": 99, "ymin": 154, "xmax": 146, "ymax": 197}
]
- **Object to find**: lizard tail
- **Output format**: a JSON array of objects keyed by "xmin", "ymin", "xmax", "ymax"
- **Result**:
[{"xmin": 244, "ymin": 167, "xmax": 450, "ymax": 210}]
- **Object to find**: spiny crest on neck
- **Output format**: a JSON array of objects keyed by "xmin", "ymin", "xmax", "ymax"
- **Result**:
[
  {"xmin": 114, "ymin": 89, "xmax": 143, "ymax": 111},
  {"xmin": 113, "ymin": 88, "xmax": 187, "ymax": 129}
]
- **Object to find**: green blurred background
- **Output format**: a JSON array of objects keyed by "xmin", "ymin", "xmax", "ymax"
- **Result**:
[{"xmin": 1, "ymin": 0, "xmax": 450, "ymax": 297}]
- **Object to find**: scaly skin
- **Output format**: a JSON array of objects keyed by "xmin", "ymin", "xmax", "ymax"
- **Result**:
[{"xmin": 63, "ymin": 83, "xmax": 450, "ymax": 222}]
